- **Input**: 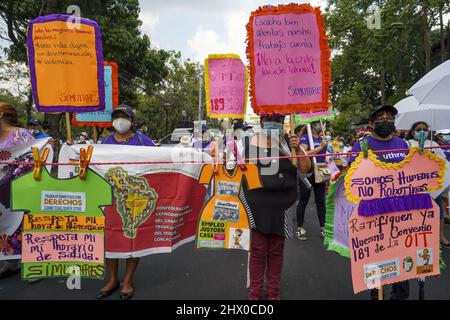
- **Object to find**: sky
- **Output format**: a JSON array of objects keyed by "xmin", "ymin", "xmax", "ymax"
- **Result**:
[{"xmin": 138, "ymin": 0, "xmax": 327, "ymax": 62}]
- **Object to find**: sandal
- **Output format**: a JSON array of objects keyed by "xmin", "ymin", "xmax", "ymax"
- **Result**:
[
  {"xmin": 119, "ymin": 289, "xmax": 134, "ymax": 300},
  {"xmin": 96, "ymin": 281, "xmax": 120, "ymax": 300}
]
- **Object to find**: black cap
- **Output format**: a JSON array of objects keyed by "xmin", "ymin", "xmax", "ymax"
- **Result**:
[
  {"xmin": 28, "ymin": 119, "xmax": 40, "ymax": 126},
  {"xmin": 369, "ymin": 105, "xmax": 398, "ymax": 119},
  {"xmin": 112, "ymin": 104, "xmax": 135, "ymax": 118}
]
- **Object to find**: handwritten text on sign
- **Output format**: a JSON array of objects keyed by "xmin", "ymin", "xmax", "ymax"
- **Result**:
[
  {"xmin": 349, "ymin": 204, "xmax": 440, "ymax": 293},
  {"xmin": 24, "ymin": 214, "xmax": 105, "ymax": 232},
  {"xmin": 207, "ymin": 57, "xmax": 247, "ymax": 117},
  {"xmin": 32, "ymin": 21, "xmax": 99, "ymax": 106},
  {"xmin": 21, "ymin": 232, "xmax": 104, "ymax": 263},
  {"xmin": 347, "ymin": 150, "xmax": 443, "ymax": 202},
  {"xmin": 252, "ymin": 13, "xmax": 322, "ymax": 106}
]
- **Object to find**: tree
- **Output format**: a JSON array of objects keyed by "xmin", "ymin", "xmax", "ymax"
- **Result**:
[
  {"xmin": 325, "ymin": 0, "xmax": 449, "ymax": 136},
  {"xmin": 134, "ymin": 51, "xmax": 207, "ymax": 140},
  {"xmin": 0, "ymin": 0, "xmax": 170, "ymax": 142}
]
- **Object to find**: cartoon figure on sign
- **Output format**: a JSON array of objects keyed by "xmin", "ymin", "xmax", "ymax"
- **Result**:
[
  {"xmin": 106, "ymin": 167, "xmax": 158, "ymax": 238},
  {"xmin": 417, "ymin": 248, "xmax": 433, "ymax": 274},
  {"xmin": 233, "ymin": 228, "xmax": 244, "ymax": 249},
  {"xmin": 420, "ymin": 249, "xmax": 431, "ymax": 265}
]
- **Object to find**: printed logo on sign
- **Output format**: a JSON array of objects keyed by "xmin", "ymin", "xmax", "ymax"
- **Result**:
[
  {"xmin": 198, "ymin": 240, "xmax": 225, "ymax": 248},
  {"xmin": 417, "ymin": 248, "xmax": 433, "ymax": 274},
  {"xmin": 213, "ymin": 200, "xmax": 239, "ymax": 223},
  {"xmin": 403, "ymin": 256, "xmax": 414, "ymax": 273},
  {"xmin": 363, "ymin": 259, "xmax": 400, "ymax": 287},
  {"xmin": 217, "ymin": 180, "xmax": 239, "ymax": 197},
  {"xmin": 41, "ymin": 191, "xmax": 86, "ymax": 212},
  {"xmin": 105, "ymin": 167, "xmax": 158, "ymax": 239}
]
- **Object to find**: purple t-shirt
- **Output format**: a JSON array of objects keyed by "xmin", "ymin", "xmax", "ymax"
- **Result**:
[
  {"xmin": 349, "ymin": 136, "xmax": 408, "ymax": 164},
  {"xmin": 442, "ymin": 144, "xmax": 450, "ymax": 162},
  {"xmin": 300, "ymin": 134, "xmax": 327, "ymax": 163},
  {"xmin": 101, "ymin": 132, "xmax": 155, "ymax": 146},
  {"xmin": 0, "ymin": 127, "xmax": 34, "ymax": 148}
]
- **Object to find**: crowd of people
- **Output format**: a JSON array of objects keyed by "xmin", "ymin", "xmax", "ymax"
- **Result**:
[{"xmin": 0, "ymin": 100, "xmax": 449, "ymax": 300}]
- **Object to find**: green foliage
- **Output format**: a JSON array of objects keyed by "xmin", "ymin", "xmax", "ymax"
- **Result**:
[
  {"xmin": 134, "ymin": 52, "xmax": 205, "ymax": 140},
  {"xmin": 325, "ymin": 0, "xmax": 450, "ymax": 137}
]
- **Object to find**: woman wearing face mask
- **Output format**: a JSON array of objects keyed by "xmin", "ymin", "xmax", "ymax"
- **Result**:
[
  {"xmin": 101, "ymin": 105, "xmax": 155, "ymax": 146},
  {"xmin": 349, "ymin": 105, "xmax": 411, "ymax": 300},
  {"xmin": 242, "ymin": 114, "xmax": 311, "ymax": 300},
  {"xmin": 97, "ymin": 105, "xmax": 155, "ymax": 301},
  {"xmin": 296, "ymin": 120, "xmax": 329, "ymax": 241},
  {"xmin": 0, "ymin": 103, "xmax": 35, "ymax": 279},
  {"xmin": 407, "ymin": 123, "xmax": 450, "ymax": 248}
]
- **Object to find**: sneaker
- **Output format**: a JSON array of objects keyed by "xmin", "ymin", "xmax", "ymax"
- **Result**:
[
  {"xmin": 320, "ymin": 228, "xmax": 325, "ymax": 239},
  {"xmin": 296, "ymin": 227, "xmax": 307, "ymax": 240}
]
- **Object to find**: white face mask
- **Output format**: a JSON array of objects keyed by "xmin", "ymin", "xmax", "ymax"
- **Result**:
[{"xmin": 113, "ymin": 118, "xmax": 132, "ymax": 134}]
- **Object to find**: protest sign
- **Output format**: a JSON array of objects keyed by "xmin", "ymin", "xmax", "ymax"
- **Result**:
[
  {"xmin": 196, "ymin": 164, "xmax": 262, "ymax": 250},
  {"xmin": 324, "ymin": 170, "xmax": 356, "ymax": 258},
  {"xmin": 246, "ymin": 4, "xmax": 331, "ymax": 115},
  {"xmin": 294, "ymin": 107, "xmax": 334, "ymax": 125},
  {"xmin": 0, "ymin": 139, "xmax": 53, "ymax": 261},
  {"xmin": 72, "ymin": 61, "xmax": 119, "ymax": 127},
  {"xmin": 344, "ymin": 147, "xmax": 445, "ymax": 293},
  {"xmin": 58, "ymin": 145, "xmax": 208, "ymax": 258},
  {"xmin": 205, "ymin": 54, "xmax": 248, "ymax": 119},
  {"xmin": 27, "ymin": 14, "xmax": 104, "ymax": 112},
  {"xmin": 11, "ymin": 167, "xmax": 112, "ymax": 280}
]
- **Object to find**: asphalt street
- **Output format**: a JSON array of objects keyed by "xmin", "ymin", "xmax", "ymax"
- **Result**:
[{"xmin": 1, "ymin": 197, "xmax": 449, "ymax": 300}]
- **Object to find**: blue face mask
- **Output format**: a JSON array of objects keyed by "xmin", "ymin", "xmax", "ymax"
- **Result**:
[
  {"xmin": 263, "ymin": 122, "xmax": 283, "ymax": 136},
  {"xmin": 415, "ymin": 130, "xmax": 428, "ymax": 141},
  {"xmin": 31, "ymin": 129, "xmax": 40, "ymax": 136}
]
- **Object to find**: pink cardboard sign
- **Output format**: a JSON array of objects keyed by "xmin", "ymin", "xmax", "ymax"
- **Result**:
[
  {"xmin": 344, "ymin": 147, "xmax": 445, "ymax": 293},
  {"xmin": 21, "ymin": 232, "xmax": 104, "ymax": 264},
  {"xmin": 246, "ymin": 4, "xmax": 331, "ymax": 115},
  {"xmin": 205, "ymin": 54, "xmax": 248, "ymax": 118},
  {"xmin": 349, "ymin": 203, "xmax": 440, "ymax": 293},
  {"xmin": 345, "ymin": 148, "xmax": 446, "ymax": 204}
]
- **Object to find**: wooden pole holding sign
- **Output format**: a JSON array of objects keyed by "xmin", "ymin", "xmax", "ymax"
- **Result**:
[
  {"xmin": 93, "ymin": 126, "xmax": 98, "ymax": 144},
  {"xmin": 65, "ymin": 112, "xmax": 72, "ymax": 143},
  {"xmin": 378, "ymin": 286, "xmax": 383, "ymax": 300}
]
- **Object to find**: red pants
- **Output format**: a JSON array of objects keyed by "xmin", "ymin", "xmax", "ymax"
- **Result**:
[{"xmin": 249, "ymin": 229, "xmax": 285, "ymax": 300}]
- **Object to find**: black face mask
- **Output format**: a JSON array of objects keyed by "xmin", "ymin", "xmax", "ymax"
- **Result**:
[{"xmin": 374, "ymin": 122, "xmax": 396, "ymax": 138}]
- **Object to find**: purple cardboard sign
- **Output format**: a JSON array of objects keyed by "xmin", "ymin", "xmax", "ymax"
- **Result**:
[{"xmin": 27, "ymin": 14, "xmax": 104, "ymax": 112}]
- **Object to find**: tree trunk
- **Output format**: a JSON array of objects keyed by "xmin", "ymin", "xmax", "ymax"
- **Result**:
[
  {"xmin": 26, "ymin": 88, "xmax": 32, "ymax": 124},
  {"xmin": 423, "ymin": 0, "xmax": 431, "ymax": 72},
  {"xmin": 380, "ymin": 65, "xmax": 386, "ymax": 105}
]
